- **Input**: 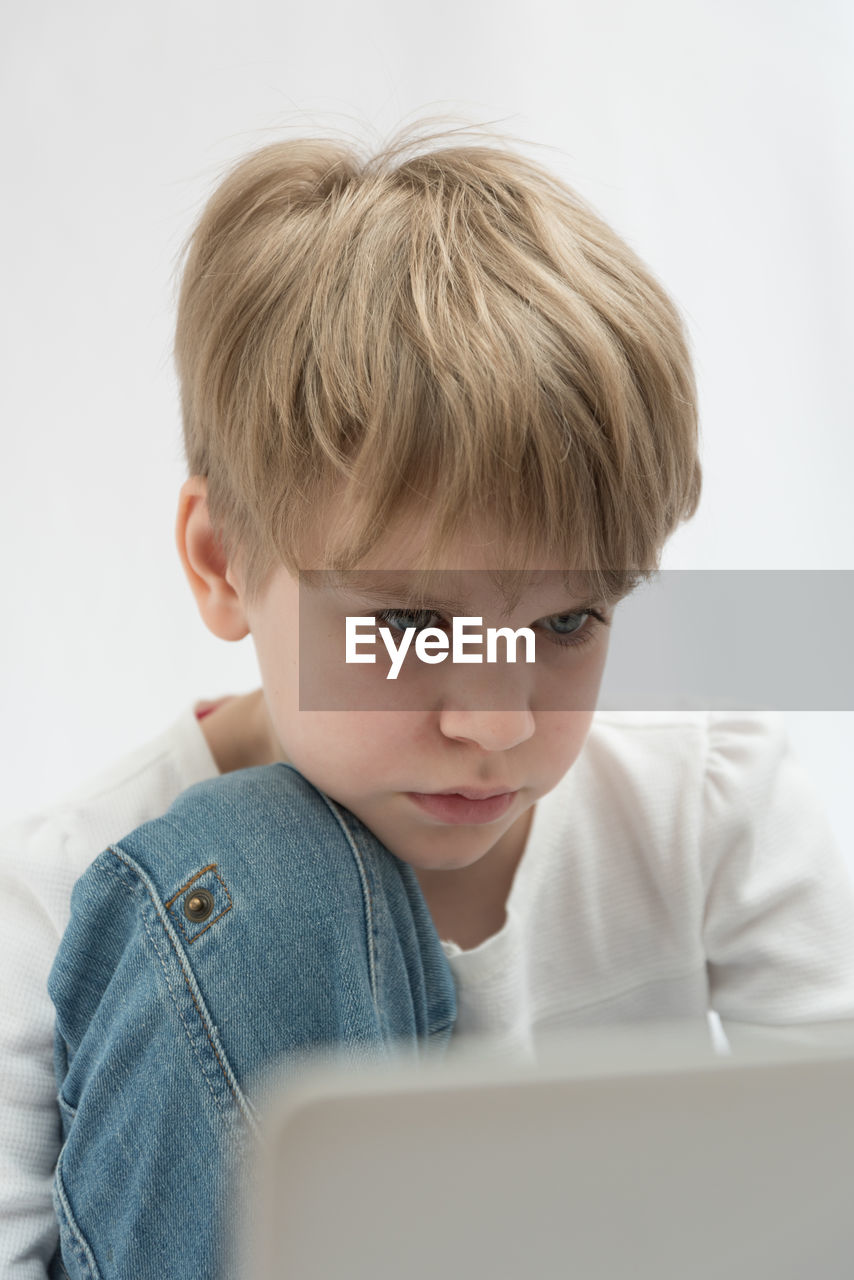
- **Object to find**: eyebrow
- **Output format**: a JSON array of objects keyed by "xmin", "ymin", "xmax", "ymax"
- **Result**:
[{"xmin": 304, "ymin": 572, "xmax": 614, "ymax": 617}]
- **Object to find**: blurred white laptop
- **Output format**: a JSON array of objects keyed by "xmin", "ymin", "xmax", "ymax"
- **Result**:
[{"xmin": 233, "ymin": 1018, "xmax": 854, "ymax": 1280}]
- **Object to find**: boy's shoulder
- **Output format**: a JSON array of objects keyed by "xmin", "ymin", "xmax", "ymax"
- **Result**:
[
  {"xmin": 567, "ymin": 706, "xmax": 791, "ymax": 819},
  {"xmin": 590, "ymin": 706, "xmax": 784, "ymax": 728},
  {"xmin": 588, "ymin": 706, "xmax": 786, "ymax": 748},
  {"xmin": 560, "ymin": 708, "xmax": 711, "ymax": 812},
  {"xmin": 584, "ymin": 706, "xmax": 710, "ymax": 755},
  {"xmin": 0, "ymin": 702, "xmax": 221, "ymax": 932}
]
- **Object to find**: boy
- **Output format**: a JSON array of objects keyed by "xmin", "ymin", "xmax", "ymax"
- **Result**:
[{"xmin": 4, "ymin": 120, "xmax": 854, "ymax": 1279}]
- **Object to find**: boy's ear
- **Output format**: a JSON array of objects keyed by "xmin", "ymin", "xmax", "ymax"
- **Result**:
[{"xmin": 175, "ymin": 476, "xmax": 250, "ymax": 641}]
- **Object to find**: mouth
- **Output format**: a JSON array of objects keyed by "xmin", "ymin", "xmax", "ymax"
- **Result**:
[
  {"xmin": 430, "ymin": 786, "xmax": 515, "ymax": 801},
  {"xmin": 406, "ymin": 790, "xmax": 518, "ymax": 825}
]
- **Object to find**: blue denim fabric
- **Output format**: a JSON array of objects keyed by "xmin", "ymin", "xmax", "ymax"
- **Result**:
[{"xmin": 46, "ymin": 762, "xmax": 457, "ymax": 1279}]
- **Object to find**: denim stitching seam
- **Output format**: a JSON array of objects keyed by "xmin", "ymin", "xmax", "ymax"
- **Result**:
[
  {"xmin": 176, "ymin": 902, "xmax": 233, "ymax": 945},
  {"xmin": 54, "ymin": 1141, "xmax": 102, "ymax": 1279},
  {"xmin": 312, "ymin": 793, "xmax": 379, "ymax": 1011},
  {"xmin": 164, "ymin": 863, "xmax": 234, "ymax": 945},
  {"xmin": 163, "ymin": 863, "xmax": 222, "ymax": 908},
  {"xmin": 57, "ymin": 1092, "xmax": 77, "ymax": 1121},
  {"xmin": 139, "ymin": 906, "xmax": 239, "ymax": 1113},
  {"xmin": 105, "ymin": 844, "xmax": 259, "ymax": 1133}
]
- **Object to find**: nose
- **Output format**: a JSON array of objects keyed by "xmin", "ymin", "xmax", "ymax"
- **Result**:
[{"xmin": 438, "ymin": 705, "xmax": 535, "ymax": 751}]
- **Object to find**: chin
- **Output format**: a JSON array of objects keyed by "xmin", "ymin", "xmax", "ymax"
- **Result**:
[{"xmin": 407, "ymin": 846, "xmax": 487, "ymax": 873}]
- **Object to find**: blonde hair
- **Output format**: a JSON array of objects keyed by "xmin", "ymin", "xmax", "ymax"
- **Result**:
[{"xmin": 173, "ymin": 117, "xmax": 702, "ymax": 608}]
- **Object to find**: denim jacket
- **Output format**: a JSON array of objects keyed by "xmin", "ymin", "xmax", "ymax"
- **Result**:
[{"xmin": 46, "ymin": 762, "xmax": 457, "ymax": 1279}]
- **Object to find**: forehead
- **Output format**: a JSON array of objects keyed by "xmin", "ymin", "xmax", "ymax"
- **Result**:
[{"xmin": 308, "ymin": 568, "xmax": 608, "ymax": 617}]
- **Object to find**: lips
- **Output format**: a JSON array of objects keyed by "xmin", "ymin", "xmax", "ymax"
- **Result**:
[
  {"xmin": 407, "ymin": 790, "xmax": 517, "ymax": 825},
  {"xmin": 430, "ymin": 787, "xmax": 514, "ymax": 800}
]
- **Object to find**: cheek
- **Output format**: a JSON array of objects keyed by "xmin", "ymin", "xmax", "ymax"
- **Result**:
[
  {"xmin": 274, "ymin": 712, "xmax": 418, "ymax": 787},
  {"xmin": 530, "ymin": 624, "xmax": 612, "ymax": 706},
  {"xmin": 537, "ymin": 709, "xmax": 596, "ymax": 764},
  {"xmin": 251, "ymin": 615, "xmax": 300, "ymax": 704}
]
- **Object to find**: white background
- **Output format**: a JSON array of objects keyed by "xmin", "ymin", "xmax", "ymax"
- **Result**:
[{"xmin": 1, "ymin": 1, "xmax": 851, "ymax": 870}]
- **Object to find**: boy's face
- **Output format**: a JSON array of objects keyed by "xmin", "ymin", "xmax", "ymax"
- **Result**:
[{"xmin": 229, "ymin": 505, "xmax": 612, "ymax": 879}]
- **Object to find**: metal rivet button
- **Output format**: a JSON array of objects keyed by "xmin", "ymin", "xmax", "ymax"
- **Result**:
[{"xmin": 184, "ymin": 887, "xmax": 215, "ymax": 922}]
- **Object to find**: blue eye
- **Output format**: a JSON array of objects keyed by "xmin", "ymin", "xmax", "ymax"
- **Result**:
[
  {"xmin": 373, "ymin": 608, "xmax": 608, "ymax": 651},
  {"xmin": 541, "ymin": 609, "xmax": 608, "ymax": 650},
  {"xmin": 375, "ymin": 608, "xmax": 439, "ymax": 635}
]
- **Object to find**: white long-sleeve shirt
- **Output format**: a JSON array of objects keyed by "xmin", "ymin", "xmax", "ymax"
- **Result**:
[{"xmin": 2, "ymin": 703, "xmax": 854, "ymax": 1277}]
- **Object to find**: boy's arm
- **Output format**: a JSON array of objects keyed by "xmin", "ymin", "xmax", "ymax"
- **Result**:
[
  {"xmin": 46, "ymin": 763, "xmax": 454, "ymax": 1279},
  {"xmin": 700, "ymin": 711, "xmax": 854, "ymax": 1052}
]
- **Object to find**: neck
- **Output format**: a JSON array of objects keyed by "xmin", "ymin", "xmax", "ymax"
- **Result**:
[{"xmin": 199, "ymin": 688, "xmax": 288, "ymax": 773}]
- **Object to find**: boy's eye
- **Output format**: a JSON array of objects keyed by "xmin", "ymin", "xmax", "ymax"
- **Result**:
[
  {"xmin": 375, "ymin": 608, "xmax": 439, "ymax": 633},
  {"xmin": 373, "ymin": 607, "xmax": 608, "ymax": 652},
  {"xmin": 541, "ymin": 612, "xmax": 588, "ymax": 638}
]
